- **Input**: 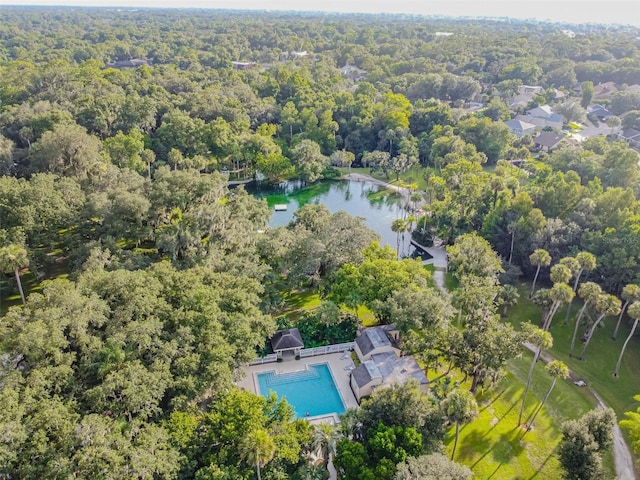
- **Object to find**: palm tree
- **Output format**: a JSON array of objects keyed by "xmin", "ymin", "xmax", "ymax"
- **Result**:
[
  {"xmin": 518, "ymin": 324, "xmax": 553, "ymax": 426},
  {"xmin": 542, "ymin": 282, "xmax": 574, "ymax": 331},
  {"xmin": 578, "ymin": 294, "xmax": 621, "ymax": 361},
  {"xmin": 569, "ymin": 282, "xmax": 603, "ymax": 357},
  {"xmin": 550, "ymin": 263, "xmax": 572, "ymax": 285},
  {"xmin": 500, "ymin": 285, "xmax": 520, "ymax": 317},
  {"xmin": 613, "ymin": 284, "xmax": 640, "ymax": 340},
  {"xmin": 531, "ymin": 289, "xmax": 553, "ymax": 326},
  {"xmin": 613, "ymin": 302, "xmax": 640, "ymax": 378},
  {"xmin": 558, "ymin": 256, "xmax": 580, "ymax": 324},
  {"xmin": 239, "ymin": 428, "xmax": 276, "ymax": 480},
  {"xmin": 507, "ymin": 221, "xmax": 518, "ymax": 266},
  {"xmin": 562, "ymin": 252, "xmax": 597, "ymax": 326},
  {"xmin": 311, "ymin": 423, "xmax": 341, "ymax": 470},
  {"xmin": 529, "ymin": 249, "xmax": 551, "ymax": 298},
  {"xmin": 391, "ymin": 218, "xmax": 408, "ymax": 259},
  {"xmin": 0, "ymin": 243, "xmax": 29, "ymax": 306},
  {"xmin": 525, "ymin": 360, "xmax": 569, "ymax": 432},
  {"xmin": 441, "ymin": 389, "xmax": 478, "ymax": 460}
]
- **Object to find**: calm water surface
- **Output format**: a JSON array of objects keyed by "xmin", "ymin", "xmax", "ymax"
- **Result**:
[{"xmin": 247, "ymin": 179, "xmax": 415, "ymax": 253}]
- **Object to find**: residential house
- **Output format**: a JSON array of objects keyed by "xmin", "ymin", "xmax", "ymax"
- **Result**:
[
  {"xmin": 520, "ymin": 104, "xmax": 564, "ymax": 130},
  {"xmin": 104, "ymin": 58, "xmax": 149, "ymax": 69},
  {"xmin": 533, "ymin": 131, "xmax": 567, "ymax": 152},
  {"xmin": 593, "ymin": 81, "xmax": 619, "ymax": 101},
  {"xmin": 340, "ymin": 65, "xmax": 367, "ymax": 82},
  {"xmin": 587, "ymin": 104, "xmax": 613, "ymax": 121},
  {"xmin": 509, "ymin": 85, "xmax": 544, "ymax": 110},
  {"xmin": 231, "ymin": 61, "xmax": 256, "ymax": 70},
  {"xmin": 617, "ymin": 128, "xmax": 640, "ymax": 149},
  {"xmin": 353, "ymin": 326, "xmax": 400, "ymax": 362},
  {"xmin": 350, "ymin": 351, "xmax": 428, "ymax": 402},
  {"xmin": 505, "ymin": 119, "xmax": 536, "ymax": 137}
]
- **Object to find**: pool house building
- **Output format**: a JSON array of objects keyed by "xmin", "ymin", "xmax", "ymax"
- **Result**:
[{"xmin": 270, "ymin": 328, "xmax": 304, "ymax": 361}]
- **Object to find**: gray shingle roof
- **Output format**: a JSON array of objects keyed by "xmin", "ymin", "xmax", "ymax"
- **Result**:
[
  {"xmin": 351, "ymin": 360, "xmax": 382, "ymax": 388},
  {"xmin": 355, "ymin": 327, "xmax": 391, "ymax": 357},
  {"xmin": 351, "ymin": 353, "xmax": 428, "ymax": 389},
  {"xmin": 270, "ymin": 328, "xmax": 304, "ymax": 351},
  {"xmin": 534, "ymin": 132, "xmax": 565, "ymax": 148}
]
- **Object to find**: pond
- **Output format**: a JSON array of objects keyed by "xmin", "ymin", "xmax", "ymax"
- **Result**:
[{"xmin": 245, "ymin": 178, "xmax": 418, "ymax": 256}]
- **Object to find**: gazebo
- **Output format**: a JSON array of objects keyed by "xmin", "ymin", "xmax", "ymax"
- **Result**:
[{"xmin": 270, "ymin": 328, "xmax": 304, "ymax": 361}]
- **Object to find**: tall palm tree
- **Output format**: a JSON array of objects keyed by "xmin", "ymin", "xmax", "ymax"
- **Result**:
[
  {"xmin": 562, "ymin": 252, "xmax": 597, "ymax": 326},
  {"xmin": 0, "ymin": 243, "xmax": 29, "ymax": 306},
  {"xmin": 311, "ymin": 422, "xmax": 341, "ymax": 470},
  {"xmin": 391, "ymin": 218, "xmax": 408, "ymax": 259},
  {"xmin": 518, "ymin": 324, "xmax": 553, "ymax": 426},
  {"xmin": 531, "ymin": 289, "xmax": 553, "ymax": 326},
  {"xmin": 239, "ymin": 428, "xmax": 276, "ymax": 480},
  {"xmin": 525, "ymin": 360, "xmax": 569, "ymax": 432},
  {"xmin": 578, "ymin": 294, "xmax": 621, "ymax": 361},
  {"xmin": 529, "ymin": 249, "xmax": 551, "ymax": 298},
  {"xmin": 550, "ymin": 263, "xmax": 572, "ymax": 285},
  {"xmin": 500, "ymin": 284, "xmax": 520, "ymax": 318},
  {"xmin": 613, "ymin": 302, "xmax": 640, "ymax": 378},
  {"xmin": 569, "ymin": 282, "xmax": 603, "ymax": 357},
  {"xmin": 441, "ymin": 389, "xmax": 478, "ymax": 461},
  {"xmin": 613, "ymin": 284, "xmax": 640, "ymax": 340},
  {"xmin": 558, "ymin": 256, "xmax": 580, "ymax": 324},
  {"xmin": 542, "ymin": 282, "xmax": 574, "ymax": 331}
]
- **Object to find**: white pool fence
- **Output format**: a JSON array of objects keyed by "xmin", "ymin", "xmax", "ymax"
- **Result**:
[{"xmin": 249, "ymin": 342, "xmax": 355, "ymax": 365}]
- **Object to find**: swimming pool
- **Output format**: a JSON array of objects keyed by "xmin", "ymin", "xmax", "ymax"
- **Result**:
[{"xmin": 256, "ymin": 363, "xmax": 346, "ymax": 418}]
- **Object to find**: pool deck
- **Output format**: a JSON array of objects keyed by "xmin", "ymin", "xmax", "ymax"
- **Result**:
[{"xmin": 237, "ymin": 352, "xmax": 359, "ymax": 423}]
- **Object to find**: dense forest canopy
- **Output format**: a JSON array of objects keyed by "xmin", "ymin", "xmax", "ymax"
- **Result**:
[{"xmin": 1, "ymin": 6, "xmax": 640, "ymax": 479}]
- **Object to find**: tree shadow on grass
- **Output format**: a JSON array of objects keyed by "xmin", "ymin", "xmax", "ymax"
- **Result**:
[
  {"xmin": 528, "ymin": 447, "xmax": 557, "ymax": 480},
  {"xmin": 478, "ymin": 386, "xmax": 508, "ymax": 413},
  {"xmin": 480, "ymin": 399, "xmax": 520, "ymax": 442},
  {"xmin": 470, "ymin": 429, "xmax": 525, "ymax": 471},
  {"xmin": 493, "ymin": 432, "xmax": 525, "ymax": 464}
]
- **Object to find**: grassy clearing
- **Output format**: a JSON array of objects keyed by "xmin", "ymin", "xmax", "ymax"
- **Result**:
[
  {"xmin": 277, "ymin": 289, "xmax": 377, "ymax": 327},
  {"xmin": 506, "ymin": 282, "xmax": 640, "ymax": 420},
  {"xmin": 441, "ymin": 351, "xmax": 614, "ymax": 479}
]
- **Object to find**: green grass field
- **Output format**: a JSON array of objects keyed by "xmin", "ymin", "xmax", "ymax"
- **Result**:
[
  {"xmin": 445, "ymin": 351, "xmax": 613, "ymax": 479},
  {"xmin": 506, "ymin": 282, "xmax": 640, "ymax": 420}
]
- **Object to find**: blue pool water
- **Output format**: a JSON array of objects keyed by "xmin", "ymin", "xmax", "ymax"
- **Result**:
[{"xmin": 257, "ymin": 363, "xmax": 346, "ymax": 418}]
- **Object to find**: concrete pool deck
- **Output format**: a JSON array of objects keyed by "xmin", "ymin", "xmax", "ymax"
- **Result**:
[{"xmin": 237, "ymin": 352, "xmax": 359, "ymax": 423}]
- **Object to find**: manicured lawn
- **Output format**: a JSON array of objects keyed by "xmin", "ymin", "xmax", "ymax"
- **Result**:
[
  {"xmin": 506, "ymin": 283, "xmax": 640, "ymax": 421},
  {"xmin": 277, "ymin": 289, "xmax": 377, "ymax": 327},
  {"xmin": 442, "ymin": 351, "xmax": 615, "ymax": 479}
]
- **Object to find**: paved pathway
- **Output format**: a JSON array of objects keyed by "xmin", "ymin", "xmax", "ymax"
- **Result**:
[
  {"xmin": 343, "ymin": 172, "xmax": 410, "ymax": 196},
  {"xmin": 590, "ymin": 390, "xmax": 635, "ymax": 480},
  {"xmin": 522, "ymin": 343, "xmax": 635, "ymax": 479}
]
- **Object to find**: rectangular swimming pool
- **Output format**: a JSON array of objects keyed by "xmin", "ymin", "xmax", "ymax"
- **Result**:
[{"xmin": 256, "ymin": 363, "xmax": 346, "ymax": 418}]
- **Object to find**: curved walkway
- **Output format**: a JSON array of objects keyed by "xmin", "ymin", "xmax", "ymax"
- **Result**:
[
  {"xmin": 346, "ymin": 171, "xmax": 635, "ymax": 479},
  {"xmin": 343, "ymin": 172, "xmax": 410, "ymax": 196}
]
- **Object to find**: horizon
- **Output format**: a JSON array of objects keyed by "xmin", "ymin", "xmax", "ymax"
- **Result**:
[{"xmin": 3, "ymin": 1, "xmax": 640, "ymax": 27}]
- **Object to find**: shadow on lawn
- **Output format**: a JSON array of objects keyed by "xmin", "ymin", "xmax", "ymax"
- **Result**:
[{"xmin": 528, "ymin": 448, "xmax": 557, "ymax": 480}]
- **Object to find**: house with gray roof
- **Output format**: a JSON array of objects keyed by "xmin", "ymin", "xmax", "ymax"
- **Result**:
[
  {"xmin": 505, "ymin": 119, "xmax": 536, "ymax": 138},
  {"xmin": 617, "ymin": 128, "xmax": 640, "ymax": 148},
  {"xmin": 515, "ymin": 105, "xmax": 563, "ymax": 131},
  {"xmin": 354, "ymin": 326, "xmax": 400, "ymax": 362},
  {"xmin": 533, "ymin": 131, "xmax": 567, "ymax": 152},
  {"xmin": 587, "ymin": 104, "xmax": 613, "ymax": 121},
  {"xmin": 104, "ymin": 58, "xmax": 149, "ymax": 69},
  {"xmin": 350, "ymin": 351, "xmax": 428, "ymax": 402}
]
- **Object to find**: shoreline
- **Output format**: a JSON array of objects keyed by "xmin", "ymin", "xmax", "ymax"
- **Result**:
[{"xmin": 342, "ymin": 172, "xmax": 410, "ymax": 196}]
